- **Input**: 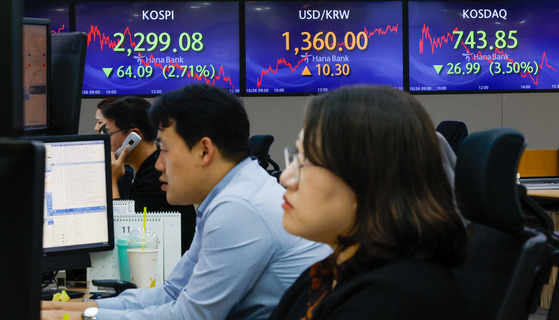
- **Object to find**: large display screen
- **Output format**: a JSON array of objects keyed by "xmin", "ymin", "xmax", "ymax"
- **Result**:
[
  {"xmin": 408, "ymin": 1, "xmax": 559, "ymax": 92},
  {"xmin": 76, "ymin": 1, "xmax": 240, "ymax": 96},
  {"xmin": 24, "ymin": 1, "xmax": 69, "ymax": 34},
  {"xmin": 245, "ymin": 1, "xmax": 403, "ymax": 95}
]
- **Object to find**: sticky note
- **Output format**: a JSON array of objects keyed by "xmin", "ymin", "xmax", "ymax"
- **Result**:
[{"xmin": 60, "ymin": 290, "xmax": 70, "ymax": 302}]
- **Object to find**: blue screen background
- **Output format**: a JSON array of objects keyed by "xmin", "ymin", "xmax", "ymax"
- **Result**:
[{"xmin": 409, "ymin": 1, "xmax": 559, "ymax": 92}]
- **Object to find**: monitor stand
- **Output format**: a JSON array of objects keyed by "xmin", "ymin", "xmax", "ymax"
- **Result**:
[
  {"xmin": 41, "ymin": 253, "xmax": 91, "ymax": 300},
  {"xmin": 42, "ymin": 253, "xmax": 91, "ymax": 273}
]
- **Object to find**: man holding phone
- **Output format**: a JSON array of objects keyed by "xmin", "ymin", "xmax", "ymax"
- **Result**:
[
  {"xmin": 42, "ymin": 84, "xmax": 329, "ymax": 320},
  {"xmin": 100, "ymin": 96, "xmax": 196, "ymax": 252}
]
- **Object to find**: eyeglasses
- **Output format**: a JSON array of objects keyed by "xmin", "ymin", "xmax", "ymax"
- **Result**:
[
  {"xmin": 284, "ymin": 146, "xmax": 304, "ymax": 181},
  {"xmin": 100, "ymin": 124, "xmax": 128, "ymax": 136}
]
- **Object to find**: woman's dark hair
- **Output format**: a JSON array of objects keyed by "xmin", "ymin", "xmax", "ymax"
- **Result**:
[
  {"xmin": 101, "ymin": 96, "xmax": 157, "ymax": 142},
  {"xmin": 149, "ymin": 83, "xmax": 250, "ymax": 163},
  {"xmin": 97, "ymin": 97, "xmax": 119, "ymax": 111},
  {"xmin": 304, "ymin": 85, "xmax": 467, "ymax": 267}
]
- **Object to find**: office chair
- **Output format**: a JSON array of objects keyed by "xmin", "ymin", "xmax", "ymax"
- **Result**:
[
  {"xmin": 452, "ymin": 128, "xmax": 559, "ymax": 320},
  {"xmin": 436, "ymin": 120, "xmax": 468, "ymax": 155},
  {"xmin": 248, "ymin": 135, "xmax": 281, "ymax": 179}
]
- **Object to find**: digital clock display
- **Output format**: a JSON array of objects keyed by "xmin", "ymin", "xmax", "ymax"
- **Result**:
[
  {"xmin": 408, "ymin": 1, "xmax": 559, "ymax": 92},
  {"xmin": 76, "ymin": 1, "xmax": 240, "ymax": 96},
  {"xmin": 245, "ymin": 1, "xmax": 403, "ymax": 95}
]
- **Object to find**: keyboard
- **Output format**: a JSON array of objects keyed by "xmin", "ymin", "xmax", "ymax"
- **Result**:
[
  {"xmin": 41, "ymin": 288, "xmax": 85, "ymax": 301},
  {"xmin": 523, "ymin": 184, "xmax": 559, "ymax": 190},
  {"xmin": 520, "ymin": 177, "xmax": 559, "ymax": 190}
]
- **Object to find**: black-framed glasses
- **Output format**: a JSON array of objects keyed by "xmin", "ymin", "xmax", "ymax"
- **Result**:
[
  {"xmin": 100, "ymin": 124, "xmax": 128, "ymax": 136},
  {"xmin": 284, "ymin": 146, "xmax": 304, "ymax": 181}
]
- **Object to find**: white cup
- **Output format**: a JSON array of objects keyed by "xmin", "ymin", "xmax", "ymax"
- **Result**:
[{"xmin": 127, "ymin": 248, "xmax": 158, "ymax": 289}]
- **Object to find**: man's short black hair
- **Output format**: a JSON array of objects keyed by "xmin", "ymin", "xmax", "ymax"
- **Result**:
[
  {"xmin": 149, "ymin": 83, "xmax": 250, "ymax": 163},
  {"xmin": 102, "ymin": 96, "xmax": 157, "ymax": 142}
]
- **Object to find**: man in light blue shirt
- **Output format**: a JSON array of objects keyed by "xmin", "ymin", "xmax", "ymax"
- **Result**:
[{"xmin": 41, "ymin": 84, "xmax": 329, "ymax": 320}]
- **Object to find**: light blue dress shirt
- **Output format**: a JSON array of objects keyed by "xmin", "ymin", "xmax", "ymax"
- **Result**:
[{"xmin": 96, "ymin": 158, "xmax": 331, "ymax": 319}]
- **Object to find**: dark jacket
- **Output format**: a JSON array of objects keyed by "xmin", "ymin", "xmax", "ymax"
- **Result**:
[{"xmin": 269, "ymin": 256, "xmax": 466, "ymax": 320}]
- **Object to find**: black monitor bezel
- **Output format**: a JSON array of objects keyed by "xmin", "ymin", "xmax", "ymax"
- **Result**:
[
  {"xmin": 49, "ymin": 31, "xmax": 87, "ymax": 135},
  {"xmin": 0, "ymin": 139, "xmax": 45, "ymax": 318},
  {"xmin": 0, "ymin": 1, "xmax": 24, "ymax": 138}
]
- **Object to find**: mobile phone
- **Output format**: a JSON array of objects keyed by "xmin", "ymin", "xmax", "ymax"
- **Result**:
[{"xmin": 115, "ymin": 132, "xmax": 141, "ymax": 158}]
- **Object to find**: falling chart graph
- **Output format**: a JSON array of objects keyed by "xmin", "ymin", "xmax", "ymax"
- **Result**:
[
  {"xmin": 76, "ymin": 1, "xmax": 240, "ymax": 95},
  {"xmin": 418, "ymin": 24, "xmax": 557, "ymax": 86},
  {"xmin": 408, "ymin": 1, "xmax": 559, "ymax": 92}
]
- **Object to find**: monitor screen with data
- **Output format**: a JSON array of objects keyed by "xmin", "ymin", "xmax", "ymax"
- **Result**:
[
  {"xmin": 23, "ymin": 18, "xmax": 50, "ymax": 132},
  {"xmin": 30, "ymin": 135, "xmax": 114, "ymax": 271}
]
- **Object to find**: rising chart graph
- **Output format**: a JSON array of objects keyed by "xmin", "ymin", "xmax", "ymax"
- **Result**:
[{"xmin": 245, "ymin": 1, "xmax": 403, "ymax": 94}]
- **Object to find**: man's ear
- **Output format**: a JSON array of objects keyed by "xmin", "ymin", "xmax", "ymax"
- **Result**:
[
  {"xmin": 199, "ymin": 137, "xmax": 215, "ymax": 166},
  {"xmin": 129, "ymin": 128, "xmax": 142, "ymax": 139}
]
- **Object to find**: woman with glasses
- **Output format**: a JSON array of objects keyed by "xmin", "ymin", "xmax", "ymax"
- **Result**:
[{"xmin": 271, "ymin": 85, "xmax": 468, "ymax": 320}]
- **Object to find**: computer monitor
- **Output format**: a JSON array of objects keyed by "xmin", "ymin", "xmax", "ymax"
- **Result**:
[
  {"xmin": 0, "ymin": 1, "xmax": 24, "ymax": 137},
  {"xmin": 23, "ymin": 17, "xmax": 51, "ymax": 134},
  {"xmin": 49, "ymin": 32, "xmax": 87, "ymax": 135},
  {"xmin": 24, "ymin": 134, "xmax": 115, "ymax": 272},
  {"xmin": 0, "ymin": 139, "xmax": 45, "ymax": 320}
]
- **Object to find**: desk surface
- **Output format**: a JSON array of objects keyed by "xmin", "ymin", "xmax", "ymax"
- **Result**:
[{"xmin": 527, "ymin": 189, "xmax": 559, "ymax": 200}]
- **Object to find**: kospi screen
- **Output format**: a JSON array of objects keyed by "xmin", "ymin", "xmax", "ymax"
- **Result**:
[
  {"xmin": 76, "ymin": 1, "xmax": 240, "ymax": 96},
  {"xmin": 408, "ymin": 1, "xmax": 559, "ymax": 92},
  {"xmin": 245, "ymin": 1, "xmax": 403, "ymax": 95}
]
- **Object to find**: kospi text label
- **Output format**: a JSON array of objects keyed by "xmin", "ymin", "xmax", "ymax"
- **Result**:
[{"xmin": 142, "ymin": 10, "xmax": 175, "ymax": 20}]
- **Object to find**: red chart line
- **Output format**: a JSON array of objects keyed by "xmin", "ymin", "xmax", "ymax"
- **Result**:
[
  {"xmin": 87, "ymin": 25, "xmax": 135, "ymax": 51},
  {"xmin": 461, "ymin": 46, "xmax": 557, "ymax": 86},
  {"xmin": 419, "ymin": 24, "xmax": 458, "ymax": 54},
  {"xmin": 256, "ymin": 24, "xmax": 399, "ymax": 88},
  {"xmin": 86, "ymin": 25, "xmax": 235, "ymax": 89},
  {"xmin": 50, "ymin": 25, "xmax": 66, "ymax": 34},
  {"xmin": 256, "ymin": 52, "xmax": 309, "ymax": 88},
  {"xmin": 136, "ymin": 53, "xmax": 236, "ymax": 89},
  {"xmin": 337, "ymin": 24, "xmax": 399, "ymax": 47}
]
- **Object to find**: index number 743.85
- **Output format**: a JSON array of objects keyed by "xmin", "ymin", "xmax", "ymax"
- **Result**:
[{"xmin": 452, "ymin": 30, "xmax": 518, "ymax": 50}]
